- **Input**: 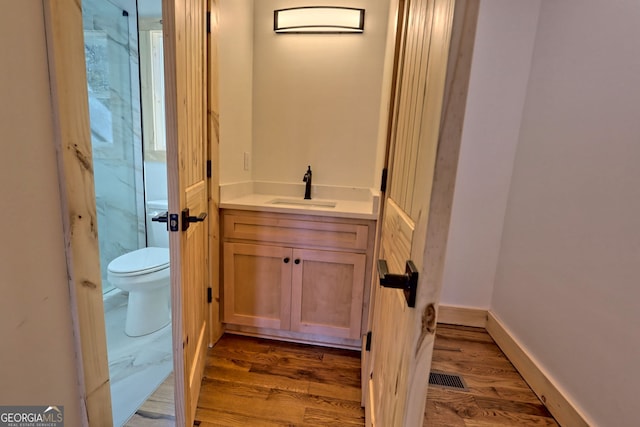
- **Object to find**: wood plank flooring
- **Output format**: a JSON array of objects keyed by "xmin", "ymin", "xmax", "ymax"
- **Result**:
[
  {"xmin": 194, "ymin": 334, "xmax": 364, "ymax": 426},
  {"xmin": 126, "ymin": 325, "xmax": 559, "ymax": 426},
  {"xmin": 426, "ymin": 325, "xmax": 558, "ymax": 426},
  {"xmin": 125, "ymin": 373, "xmax": 175, "ymax": 426}
]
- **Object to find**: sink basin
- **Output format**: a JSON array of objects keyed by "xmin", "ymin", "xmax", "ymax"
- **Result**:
[{"xmin": 267, "ymin": 198, "xmax": 337, "ymax": 208}]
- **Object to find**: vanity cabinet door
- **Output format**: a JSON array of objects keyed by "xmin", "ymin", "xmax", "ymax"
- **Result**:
[
  {"xmin": 290, "ymin": 248, "xmax": 366, "ymax": 339},
  {"xmin": 222, "ymin": 242, "xmax": 292, "ymax": 330}
]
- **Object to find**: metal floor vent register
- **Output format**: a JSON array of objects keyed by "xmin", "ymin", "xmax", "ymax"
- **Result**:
[{"xmin": 428, "ymin": 370, "xmax": 468, "ymax": 391}]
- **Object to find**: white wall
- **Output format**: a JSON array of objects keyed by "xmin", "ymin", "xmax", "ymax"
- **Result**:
[
  {"xmin": 144, "ymin": 161, "xmax": 168, "ymax": 201},
  {"xmin": 0, "ymin": 2, "xmax": 82, "ymax": 424},
  {"xmin": 440, "ymin": 1, "xmax": 541, "ymax": 308},
  {"xmin": 491, "ymin": 1, "xmax": 640, "ymax": 425},
  {"xmin": 219, "ymin": 0, "xmax": 391, "ymax": 189},
  {"xmin": 219, "ymin": 0, "xmax": 254, "ymax": 184}
]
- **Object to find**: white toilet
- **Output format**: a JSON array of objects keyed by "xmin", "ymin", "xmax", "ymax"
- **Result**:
[{"xmin": 107, "ymin": 200, "xmax": 170, "ymax": 337}]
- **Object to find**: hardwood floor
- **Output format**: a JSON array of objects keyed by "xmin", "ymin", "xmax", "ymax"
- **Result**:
[
  {"xmin": 195, "ymin": 334, "xmax": 364, "ymax": 426},
  {"xmin": 426, "ymin": 325, "xmax": 558, "ymax": 426},
  {"xmin": 125, "ymin": 373, "xmax": 176, "ymax": 426},
  {"xmin": 126, "ymin": 324, "xmax": 559, "ymax": 426}
]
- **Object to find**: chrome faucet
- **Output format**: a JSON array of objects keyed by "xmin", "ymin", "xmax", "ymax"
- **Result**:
[{"xmin": 303, "ymin": 165, "xmax": 312, "ymax": 199}]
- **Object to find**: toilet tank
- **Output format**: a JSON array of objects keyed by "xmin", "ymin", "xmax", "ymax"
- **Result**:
[{"xmin": 146, "ymin": 199, "xmax": 169, "ymax": 248}]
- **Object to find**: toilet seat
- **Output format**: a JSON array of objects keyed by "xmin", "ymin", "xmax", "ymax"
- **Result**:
[
  {"xmin": 106, "ymin": 247, "xmax": 171, "ymax": 337},
  {"xmin": 108, "ymin": 247, "xmax": 169, "ymax": 277}
]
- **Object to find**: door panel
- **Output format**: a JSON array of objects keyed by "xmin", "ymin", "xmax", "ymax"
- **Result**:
[
  {"xmin": 366, "ymin": 0, "xmax": 478, "ymax": 425},
  {"xmin": 379, "ymin": 199, "xmax": 414, "ymax": 275},
  {"xmin": 208, "ymin": 0, "xmax": 224, "ymax": 345},
  {"xmin": 291, "ymin": 249, "xmax": 366, "ymax": 339},
  {"xmin": 223, "ymin": 242, "xmax": 292, "ymax": 330},
  {"xmin": 389, "ymin": 0, "xmax": 435, "ymax": 212},
  {"xmin": 163, "ymin": 0, "xmax": 209, "ymax": 425},
  {"xmin": 183, "ymin": 180, "xmax": 208, "ymax": 422}
]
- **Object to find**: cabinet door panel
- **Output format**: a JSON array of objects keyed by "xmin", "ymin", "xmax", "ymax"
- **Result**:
[
  {"xmin": 291, "ymin": 249, "xmax": 366, "ymax": 339},
  {"xmin": 223, "ymin": 242, "xmax": 292, "ymax": 329}
]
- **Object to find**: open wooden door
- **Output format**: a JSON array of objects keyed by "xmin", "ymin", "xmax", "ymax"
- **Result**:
[
  {"xmin": 163, "ymin": 0, "xmax": 212, "ymax": 425},
  {"xmin": 365, "ymin": 0, "xmax": 478, "ymax": 426},
  {"xmin": 207, "ymin": 0, "xmax": 224, "ymax": 347}
]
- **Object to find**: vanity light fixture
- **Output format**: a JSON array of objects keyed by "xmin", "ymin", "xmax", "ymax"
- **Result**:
[{"xmin": 273, "ymin": 6, "xmax": 365, "ymax": 34}]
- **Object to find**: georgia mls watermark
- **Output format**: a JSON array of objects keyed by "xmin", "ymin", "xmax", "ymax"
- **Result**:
[{"xmin": 0, "ymin": 406, "xmax": 63, "ymax": 427}]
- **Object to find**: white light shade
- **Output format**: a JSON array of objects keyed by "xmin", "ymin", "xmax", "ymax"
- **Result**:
[{"xmin": 274, "ymin": 7, "xmax": 365, "ymax": 34}]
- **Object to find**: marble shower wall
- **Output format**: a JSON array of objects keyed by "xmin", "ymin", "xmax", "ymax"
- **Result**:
[{"xmin": 83, "ymin": 0, "xmax": 145, "ymax": 292}]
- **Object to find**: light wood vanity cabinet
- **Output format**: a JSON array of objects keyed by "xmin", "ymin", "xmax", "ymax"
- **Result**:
[{"xmin": 221, "ymin": 210, "xmax": 375, "ymax": 345}]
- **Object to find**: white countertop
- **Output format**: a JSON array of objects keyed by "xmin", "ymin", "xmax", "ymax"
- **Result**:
[{"xmin": 219, "ymin": 181, "xmax": 380, "ymax": 220}]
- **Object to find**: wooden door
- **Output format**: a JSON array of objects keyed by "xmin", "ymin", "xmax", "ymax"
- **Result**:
[
  {"xmin": 163, "ymin": 0, "xmax": 211, "ymax": 425},
  {"xmin": 207, "ymin": 0, "xmax": 224, "ymax": 347},
  {"xmin": 290, "ymin": 248, "xmax": 366, "ymax": 339},
  {"xmin": 365, "ymin": 0, "xmax": 478, "ymax": 426},
  {"xmin": 223, "ymin": 242, "xmax": 293, "ymax": 330}
]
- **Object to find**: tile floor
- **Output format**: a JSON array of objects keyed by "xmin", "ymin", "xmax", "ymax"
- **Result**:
[{"xmin": 104, "ymin": 290, "xmax": 173, "ymax": 426}]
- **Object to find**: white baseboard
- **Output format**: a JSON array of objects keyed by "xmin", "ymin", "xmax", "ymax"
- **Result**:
[
  {"xmin": 437, "ymin": 305, "xmax": 488, "ymax": 328},
  {"xmin": 486, "ymin": 312, "xmax": 592, "ymax": 427}
]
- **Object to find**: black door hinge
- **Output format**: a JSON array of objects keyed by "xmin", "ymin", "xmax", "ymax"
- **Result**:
[
  {"xmin": 380, "ymin": 168, "xmax": 388, "ymax": 193},
  {"xmin": 206, "ymin": 11, "xmax": 211, "ymax": 34},
  {"xmin": 207, "ymin": 287, "xmax": 212, "ymax": 303},
  {"xmin": 366, "ymin": 331, "xmax": 372, "ymax": 351},
  {"xmin": 206, "ymin": 159, "xmax": 212, "ymax": 178}
]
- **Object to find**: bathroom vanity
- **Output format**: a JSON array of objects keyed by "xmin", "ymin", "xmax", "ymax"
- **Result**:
[{"xmin": 219, "ymin": 184, "xmax": 379, "ymax": 349}]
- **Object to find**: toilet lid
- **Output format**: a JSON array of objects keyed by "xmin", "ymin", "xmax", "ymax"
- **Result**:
[{"xmin": 107, "ymin": 247, "xmax": 170, "ymax": 276}]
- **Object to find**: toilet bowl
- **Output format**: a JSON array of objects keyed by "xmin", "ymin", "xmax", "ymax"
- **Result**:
[
  {"xmin": 107, "ymin": 200, "xmax": 171, "ymax": 337},
  {"xmin": 108, "ymin": 247, "xmax": 170, "ymax": 336}
]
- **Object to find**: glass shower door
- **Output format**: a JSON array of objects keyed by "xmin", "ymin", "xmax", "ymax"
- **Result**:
[{"xmin": 82, "ymin": 0, "xmax": 145, "ymax": 294}]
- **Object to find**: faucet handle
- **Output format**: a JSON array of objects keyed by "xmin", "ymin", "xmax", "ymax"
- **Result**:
[
  {"xmin": 303, "ymin": 165, "xmax": 312, "ymax": 181},
  {"xmin": 303, "ymin": 166, "xmax": 312, "ymax": 199}
]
